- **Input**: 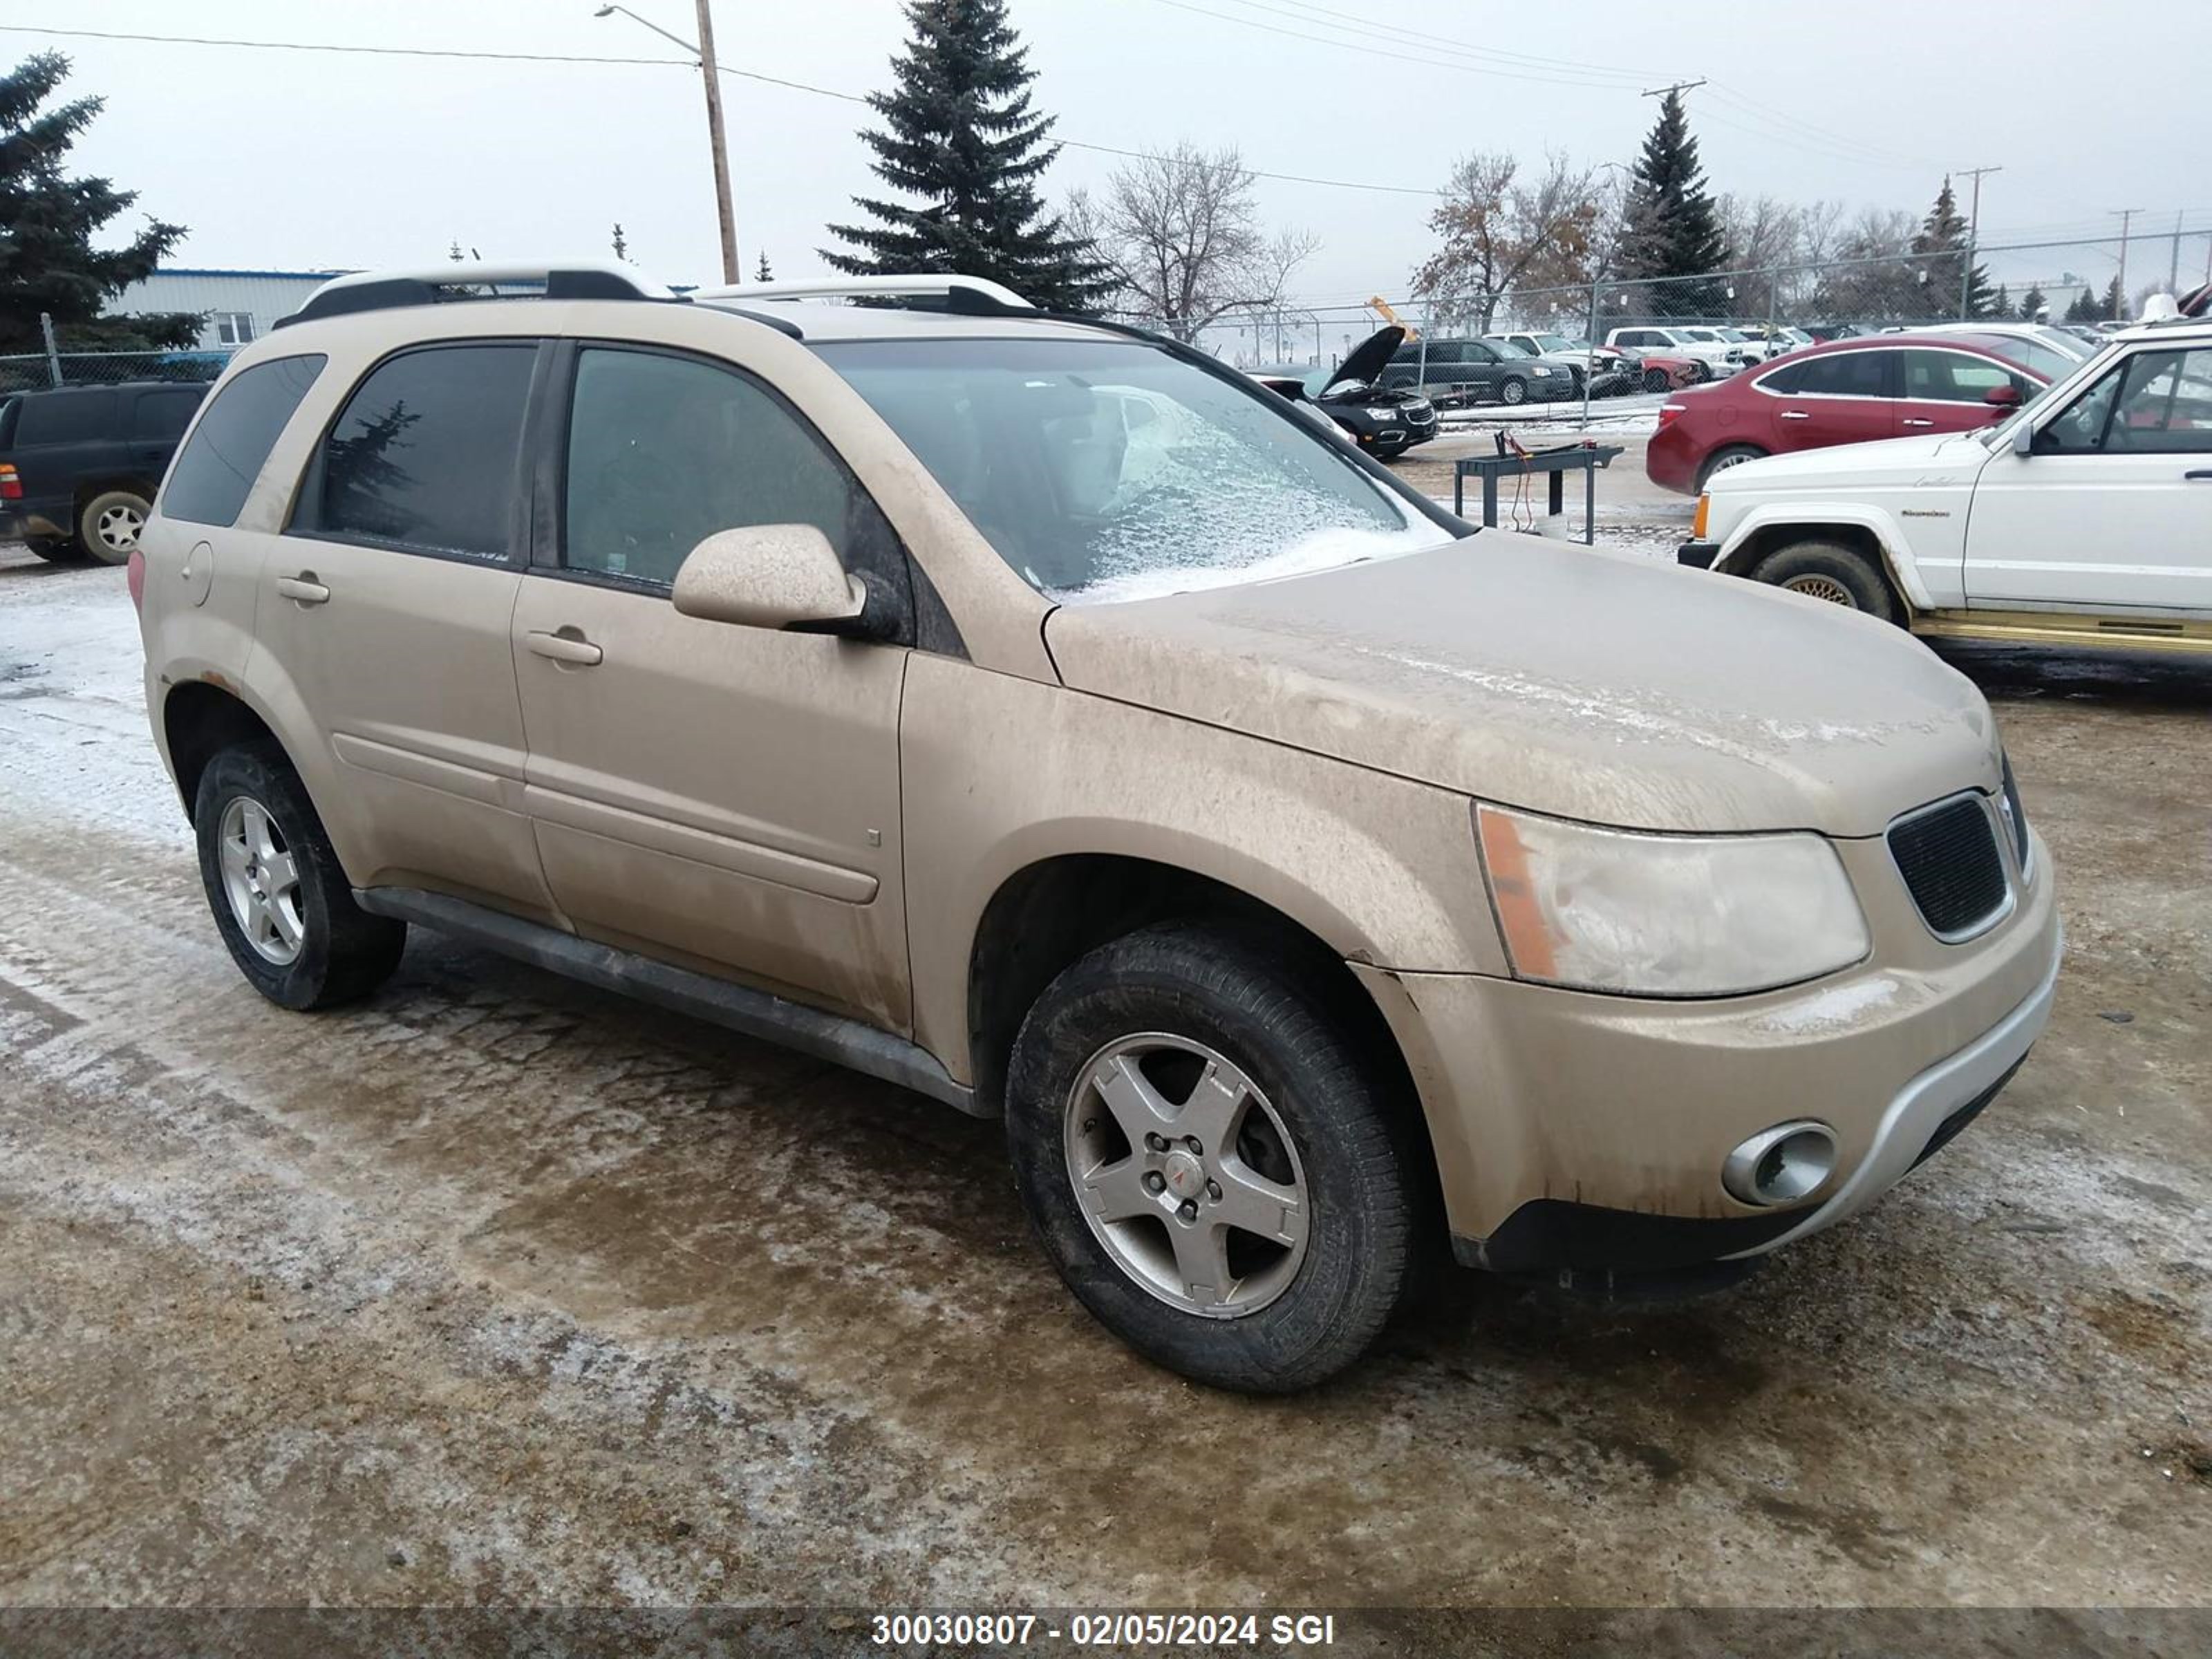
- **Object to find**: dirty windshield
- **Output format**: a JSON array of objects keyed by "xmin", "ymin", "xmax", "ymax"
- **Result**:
[{"xmin": 816, "ymin": 337, "xmax": 1444, "ymax": 603}]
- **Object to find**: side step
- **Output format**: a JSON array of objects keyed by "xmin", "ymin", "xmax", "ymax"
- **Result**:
[
  {"xmin": 1911, "ymin": 608, "xmax": 2212, "ymax": 658},
  {"xmin": 355, "ymin": 887, "xmax": 984, "ymax": 1117}
]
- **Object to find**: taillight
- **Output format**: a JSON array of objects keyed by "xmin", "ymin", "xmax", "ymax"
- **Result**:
[
  {"xmin": 1657, "ymin": 402, "xmax": 1687, "ymax": 429},
  {"xmin": 0, "ymin": 462, "xmax": 20, "ymax": 500},
  {"xmin": 126, "ymin": 549, "xmax": 146, "ymax": 611}
]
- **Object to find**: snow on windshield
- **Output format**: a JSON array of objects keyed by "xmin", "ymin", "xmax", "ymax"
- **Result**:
[{"xmin": 818, "ymin": 337, "xmax": 1446, "ymax": 606}]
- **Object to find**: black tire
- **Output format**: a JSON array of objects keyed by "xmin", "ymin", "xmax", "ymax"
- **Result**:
[
  {"xmin": 24, "ymin": 536, "xmax": 81, "ymax": 563},
  {"xmin": 1641, "ymin": 366, "xmax": 1670, "ymax": 393},
  {"xmin": 77, "ymin": 487, "xmax": 151, "ymax": 566},
  {"xmin": 1696, "ymin": 444, "xmax": 1769, "ymax": 492},
  {"xmin": 194, "ymin": 743, "xmax": 406, "ymax": 1010},
  {"xmin": 1751, "ymin": 538, "xmax": 1901, "ymax": 625},
  {"xmin": 1499, "ymin": 375, "xmax": 1528, "ymax": 406},
  {"xmin": 1005, "ymin": 923, "xmax": 1418, "ymax": 1393}
]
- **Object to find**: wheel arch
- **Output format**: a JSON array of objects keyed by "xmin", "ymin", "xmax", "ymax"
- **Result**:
[
  {"xmin": 160, "ymin": 677, "xmax": 305, "ymax": 825},
  {"xmin": 1712, "ymin": 509, "xmax": 1931, "ymax": 610}
]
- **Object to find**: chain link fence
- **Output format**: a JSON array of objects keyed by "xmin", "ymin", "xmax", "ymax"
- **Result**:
[
  {"xmin": 0, "ymin": 346, "xmax": 236, "ymax": 395},
  {"xmin": 1112, "ymin": 229, "xmax": 2212, "ymax": 419}
]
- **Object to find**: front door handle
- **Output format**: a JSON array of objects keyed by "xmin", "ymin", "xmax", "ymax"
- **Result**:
[
  {"xmin": 1779, "ymin": 409, "xmax": 1810, "ymax": 421},
  {"xmin": 276, "ymin": 573, "xmax": 330, "ymax": 606},
  {"xmin": 526, "ymin": 628, "xmax": 603, "ymax": 666},
  {"xmin": 2186, "ymin": 469, "xmax": 2212, "ymax": 481},
  {"xmin": 1902, "ymin": 418, "xmax": 1935, "ymax": 428}
]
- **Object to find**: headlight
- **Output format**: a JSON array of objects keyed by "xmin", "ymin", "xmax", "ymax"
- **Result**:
[
  {"xmin": 1476, "ymin": 805, "xmax": 1871, "ymax": 996},
  {"xmin": 1531, "ymin": 366, "xmax": 1553, "ymax": 377}
]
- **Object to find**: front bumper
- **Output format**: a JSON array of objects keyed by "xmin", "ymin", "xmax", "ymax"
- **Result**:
[
  {"xmin": 1353, "ymin": 825, "xmax": 2061, "ymax": 1272},
  {"xmin": 1678, "ymin": 538, "xmax": 1721, "ymax": 569}
]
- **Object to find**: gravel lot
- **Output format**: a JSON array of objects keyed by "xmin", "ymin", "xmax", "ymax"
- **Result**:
[{"xmin": 1, "ymin": 496, "xmax": 2205, "ymax": 1635}]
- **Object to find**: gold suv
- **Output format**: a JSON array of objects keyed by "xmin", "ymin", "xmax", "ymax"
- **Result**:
[{"xmin": 133, "ymin": 265, "xmax": 2062, "ymax": 1391}]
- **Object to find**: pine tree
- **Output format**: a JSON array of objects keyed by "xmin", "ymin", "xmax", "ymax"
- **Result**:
[
  {"xmin": 2063, "ymin": 288, "xmax": 2098, "ymax": 324},
  {"xmin": 2101, "ymin": 273, "xmax": 2126, "ymax": 322},
  {"xmin": 823, "ymin": 0, "xmax": 1114, "ymax": 310},
  {"xmin": 755, "ymin": 250, "xmax": 773, "ymax": 283},
  {"xmin": 2018, "ymin": 283, "xmax": 2046, "ymax": 321},
  {"xmin": 1990, "ymin": 283, "xmax": 2010, "ymax": 319},
  {"xmin": 1910, "ymin": 177, "xmax": 1994, "ymax": 318},
  {"xmin": 1615, "ymin": 90, "xmax": 1728, "ymax": 317},
  {"xmin": 0, "ymin": 53, "xmax": 198, "ymax": 352}
]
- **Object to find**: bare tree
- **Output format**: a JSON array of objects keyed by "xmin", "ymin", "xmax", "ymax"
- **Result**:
[
  {"xmin": 1411, "ymin": 151, "xmax": 1600, "ymax": 331},
  {"xmin": 1085, "ymin": 144, "xmax": 1317, "ymax": 342},
  {"xmin": 1717, "ymin": 194, "xmax": 1801, "ymax": 317}
]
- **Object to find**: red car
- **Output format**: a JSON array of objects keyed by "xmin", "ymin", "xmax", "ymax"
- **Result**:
[{"xmin": 1644, "ymin": 335, "xmax": 2048, "ymax": 496}]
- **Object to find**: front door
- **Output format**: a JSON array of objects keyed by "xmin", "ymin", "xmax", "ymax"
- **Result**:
[
  {"xmin": 1896, "ymin": 347, "xmax": 2038, "ymax": 440},
  {"xmin": 1965, "ymin": 344, "xmax": 2212, "ymax": 612},
  {"xmin": 511, "ymin": 342, "xmax": 914, "ymax": 1029},
  {"xmin": 255, "ymin": 339, "xmax": 557, "ymax": 915}
]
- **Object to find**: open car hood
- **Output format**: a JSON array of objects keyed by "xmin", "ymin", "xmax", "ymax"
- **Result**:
[{"xmin": 1331, "ymin": 325, "xmax": 1405, "ymax": 391}]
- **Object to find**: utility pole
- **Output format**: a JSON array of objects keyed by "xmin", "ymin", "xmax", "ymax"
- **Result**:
[
  {"xmin": 1639, "ymin": 76, "xmax": 1707, "ymax": 101},
  {"xmin": 594, "ymin": 3, "xmax": 740, "ymax": 283},
  {"xmin": 2112, "ymin": 207, "xmax": 2144, "ymax": 320},
  {"xmin": 1956, "ymin": 165, "xmax": 2000, "ymax": 319},
  {"xmin": 2170, "ymin": 209, "xmax": 2184, "ymax": 293}
]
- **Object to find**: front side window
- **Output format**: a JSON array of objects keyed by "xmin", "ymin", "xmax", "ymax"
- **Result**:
[
  {"xmin": 562, "ymin": 346, "xmax": 877, "ymax": 587},
  {"xmin": 1901, "ymin": 350, "xmax": 2035, "ymax": 404},
  {"xmin": 163, "ymin": 355, "xmax": 326, "ymax": 529},
  {"xmin": 2040, "ymin": 347, "xmax": 2212, "ymax": 454},
  {"xmin": 1790, "ymin": 350, "xmax": 1891, "ymax": 398},
  {"xmin": 819, "ymin": 337, "xmax": 1445, "ymax": 604},
  {"xmin": 310, "ymin": 344, "xmax": 536, "ymax": 559}
]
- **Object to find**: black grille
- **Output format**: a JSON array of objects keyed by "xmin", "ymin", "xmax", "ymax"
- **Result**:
[{"xmin": 1889, "ymin": 796, "xmax": 2009, "ymax": 937}]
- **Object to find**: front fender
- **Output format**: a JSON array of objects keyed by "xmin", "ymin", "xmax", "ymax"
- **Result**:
[{"xmin": 1711, "ymin": 501, "xmax": 1937, "ymax": 611}]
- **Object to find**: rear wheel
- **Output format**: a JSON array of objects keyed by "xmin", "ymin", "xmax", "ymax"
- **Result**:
[
  {"xmin": 79, "ymin": 489, "xmax": 151, "ymax": 565},
  {"xmin": 1751, "ymin": 538, "xmax": 1901, "ymax": 624},
  {"xmin": 1696, "ymin": 444, "xmax": 1769, "ymax": 491},
  {"xmin": 1005, "ymin": 923, "xmax": 1418, "ymax": 1393},
  {"xmin": 194, "ymin": 744, "xmax": 406, "ymax": 1009},
  {"xmin": 24, "ymin": 536, "xmax": 79, "ymax": 563}
]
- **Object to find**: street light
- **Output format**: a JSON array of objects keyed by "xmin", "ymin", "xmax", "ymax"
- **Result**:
[{"xmin": 595, "ymin": 3, "xmax": 740, "ymax": 283}]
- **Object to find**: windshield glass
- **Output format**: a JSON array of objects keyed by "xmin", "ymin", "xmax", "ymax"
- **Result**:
[
  {"xmin": 818, "ymin": 337, "xmax": 1445, "ymax": 604},
  {"xmin": 1490, "ymin": 339, "xmax": 1535, "ymax": 357},
  {"xmin": 1714, "ymin": 328, "xmax": 1749, "ymax": 341},
  {"xmin": 1529, "ymin": 334, "xmax": 1574, "ymax": 353}
]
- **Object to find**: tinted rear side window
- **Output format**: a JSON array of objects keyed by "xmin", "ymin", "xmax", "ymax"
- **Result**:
[
  {"xmin": 162, "ymin": 355, "xmax": 328, "ymax": 529},
  {"xmin": 131, "ymin": 388, "xmax": 205, "ymax": 442},
  {"xmin": 1792, "ymin": 351, "xmax": 1891, "ymax": 397},
  {"xmin": 310, "ymin": 344, "xmax": 536, "ymax": 560},
  {"xmin": 15, "ymin": 390, "xmax": 116, "ymax": 447}
]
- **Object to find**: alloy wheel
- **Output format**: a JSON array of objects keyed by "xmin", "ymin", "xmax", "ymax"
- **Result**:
[
  {"xmin": 95, "ymin": 502, "xmax": 144, "ymax": 556},
  {"xmin": 1062, "ymin": 1033, "xmax": 1309, "ymax": 1319},
  {"xmin": 1781, "ymin": 573, "xmax": 1857, "ymax": 608},
  {"xmin": 218, "ymin": 796, "xmax": 306, "ymax": 964}
]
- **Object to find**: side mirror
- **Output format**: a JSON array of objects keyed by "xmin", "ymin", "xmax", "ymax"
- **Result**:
[
  {"xmin": 2010, "ymin": 420, "xmax": 2035, "ymax": 458},
  {"xmin": 673, "ymin": 524, "xmax": 870, "ymax": 633},
  {"xmin": 1983, "ymin": 383, "xmax": 2023, "ymax": 409}
]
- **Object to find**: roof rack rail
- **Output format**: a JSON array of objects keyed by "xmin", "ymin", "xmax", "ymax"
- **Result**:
[
  {"xmin": 276, "ymin": 260, "xmax": 679, "ymax": 329},
  {"xmin": 689, "ymin": 274, "xmax": 1035, "ymax": 313}
]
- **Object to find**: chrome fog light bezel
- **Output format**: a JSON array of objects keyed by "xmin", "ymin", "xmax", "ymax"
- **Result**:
[{"xmin": 1723, "ymin": 1120, "xmax": 1838, "ymax": 1207}]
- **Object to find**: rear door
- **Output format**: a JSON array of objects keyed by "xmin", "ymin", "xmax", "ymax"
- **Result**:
[
  {"xmin": 1963, "ymin": 344, "xmax": 2212, "ymax": 612},
  {"xmin": 256, "ymin": 339, "xmax": 559, "ymax": 915},
  {"xmin": 509, "ymin": 340, "xmax": 914, "ymax": 1029},
  {"xmin": 1760, "ymin": 348, "xmax": 1897, "ymax": 455},
  {"xmin": 1896, "ymin": 348, "xmax": 2037, "ymax": 439}
]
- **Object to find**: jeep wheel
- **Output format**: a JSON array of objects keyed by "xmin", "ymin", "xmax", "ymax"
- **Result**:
[
  {"xmin": 80, "ymin": 489, "xmax": 151, "ymax": 565},
  {"xmin": 1499, "ymin": 375, "xmax": 1528, "ymax": 406},
  {"xmin": 1752, "ymin": 539, "xmax": 1900, "ymax": 625},
  {"xmin": 1005, "ymin": 923, "xmax": 1416, "ymax": 1393},
  {"xmin": 1696, "ymin": 444, "xmax": 1768, "ymax": 492},
  {"xmin": 194, "ymin": 744, "xmax": 406, "ymax": 1009}
]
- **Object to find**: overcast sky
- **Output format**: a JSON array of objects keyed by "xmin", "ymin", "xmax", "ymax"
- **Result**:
[{"xmin": 20, "ymin": 0, "xmax": 2212, "ymax": 312}]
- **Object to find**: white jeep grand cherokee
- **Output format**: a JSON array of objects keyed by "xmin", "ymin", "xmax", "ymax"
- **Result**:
[{"xmin": 1678, "ymin": 314, "xmax": 2212, "ymax": 656}]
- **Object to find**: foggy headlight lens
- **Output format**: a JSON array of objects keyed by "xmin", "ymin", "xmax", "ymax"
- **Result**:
[{"xmin": 1477, "ymin": 805, "xmax": 1871, "ymax": 997}]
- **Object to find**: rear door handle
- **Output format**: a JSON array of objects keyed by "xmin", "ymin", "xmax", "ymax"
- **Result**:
[
  {"xmin": 276, "ymin": 573, "xmax": 330, "ymax": 606},
  {"xmin": 1902, "ymin": 418, "xmax": 1935, "ymax": 428},
  {"xmin": 2186, "ymin": 469, "xmax": 2212, "ymax": 481},
  {"xmin": 526, "ymin": 629, "xmax": 603, "ymax": 666},
  {"xmin": 1779, "ymin": 409, "xmax": 1810, "ymax": 421}
]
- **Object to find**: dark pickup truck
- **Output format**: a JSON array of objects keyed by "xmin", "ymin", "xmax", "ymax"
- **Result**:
[{"xmin": 1, "ymin": 381, "xmax": 207, "ymax": 563}]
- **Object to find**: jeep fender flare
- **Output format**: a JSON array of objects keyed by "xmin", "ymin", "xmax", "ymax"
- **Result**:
[{"xmin": 1710, "ymin": 503, "xmax": 1935, "ymax": 612}]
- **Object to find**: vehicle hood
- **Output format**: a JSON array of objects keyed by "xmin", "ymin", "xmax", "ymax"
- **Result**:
[
  {"xmin": 1044, "ymin": 534, "xmax": 2000, "ymax": 838},
  {"xmin": 1334, "ymin": 325, "xmax": 1405, "ymax": 388},
  {"xmin": 1711, "ymin": 429, "xmax": 1995, "ymax": 493}
]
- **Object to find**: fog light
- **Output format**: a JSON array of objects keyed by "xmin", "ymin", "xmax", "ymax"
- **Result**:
[{"xmin": 1723, "ymin": 1121, "xmax": 1836, "ymax": 1207}]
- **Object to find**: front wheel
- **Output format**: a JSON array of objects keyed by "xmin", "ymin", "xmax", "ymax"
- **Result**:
[
  {"xmin": 1751, "ymin": 539, "xmax": 1901, "ymax": 625},
  {"xmin": 1004, "ymin": 924, "xmax": 1418, "ymax": 1393},
  {"xmin": 194, "ymin": 743, "xmax": 407, "ymax": 1009},
  {"xmin": 1641, "ymin": 367, "xmax": 1670, "ymax": 393},
  {"xmin": 1499, "ymin": 376, "xmax": 1528, "ymax": 406},
  {"xmin": 79, "ymin": 489, "xmax": 151, "ymax": 565}
]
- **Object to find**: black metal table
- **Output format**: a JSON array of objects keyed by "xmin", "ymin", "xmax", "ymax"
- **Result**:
[{"xmin": 1452, "ymin": 444, "xmax": 1624, "ymax": 544}]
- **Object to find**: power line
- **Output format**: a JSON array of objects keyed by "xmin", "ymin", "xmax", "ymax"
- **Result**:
[{"xmin": 0, "ymin": 21, "xmax": 1443, "ymax": 198}]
